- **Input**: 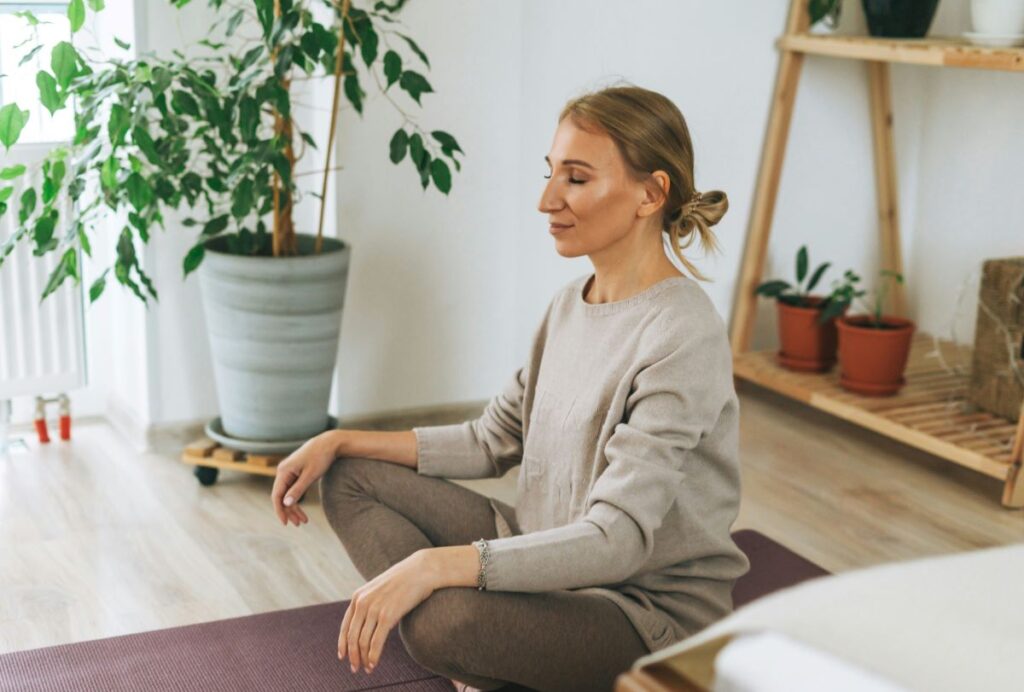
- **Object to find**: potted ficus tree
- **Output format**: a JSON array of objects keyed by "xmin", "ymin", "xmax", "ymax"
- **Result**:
[
  {"xmin": 755, "ymin": 244, "xmax": 848, "ymax": 372},
  {"xmin": 0, "ymin": 0, "xmax": 464, "ymax": 452},
  {"xmin": 830, "ymin": 268, "xmax": 915, "ymax": 395}
]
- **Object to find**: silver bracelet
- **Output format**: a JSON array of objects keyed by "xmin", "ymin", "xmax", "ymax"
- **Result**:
[{"xmin": 472, "ymin": 538, "xmax": 490, "ymax": 591}]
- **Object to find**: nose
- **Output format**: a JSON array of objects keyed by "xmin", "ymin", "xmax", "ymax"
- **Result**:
[{"xmin": 537, "ymin": 175, "xmax": 563, "ymax": 215}]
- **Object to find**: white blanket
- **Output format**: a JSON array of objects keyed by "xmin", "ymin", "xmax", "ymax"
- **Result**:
[{"xmin": 631, "ymin": 541, "xmax": 1024, "ymax": 691}]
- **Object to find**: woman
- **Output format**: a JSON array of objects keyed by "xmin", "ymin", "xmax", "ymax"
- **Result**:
[{"xmin": 270, "ymin": 83, "xmax": 750, "ymax": 692}]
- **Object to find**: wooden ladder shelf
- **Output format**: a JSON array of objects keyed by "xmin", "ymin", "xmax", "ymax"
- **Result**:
[{"xmin": 728, "ymin": 0, "xmax": 1024, "ymax": 508}]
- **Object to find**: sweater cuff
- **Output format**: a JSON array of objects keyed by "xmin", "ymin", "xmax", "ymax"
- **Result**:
[
  {"xmin": 481, "ymin": 503, "xmax": 630, "ymax": 592},
  {"xmin": 412, "ymin": 423, "xmax": 483, "ymax": 478}
]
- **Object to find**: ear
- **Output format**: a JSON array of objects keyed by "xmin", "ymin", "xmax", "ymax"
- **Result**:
[{"xmin": 638, "ymin": 170, "xmax": 671, "ymax": 220}]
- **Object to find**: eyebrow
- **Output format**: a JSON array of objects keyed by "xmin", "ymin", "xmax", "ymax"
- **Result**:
[{"xmin": 544, "ymin": 155, "xmax": 596, "ymax": 170}]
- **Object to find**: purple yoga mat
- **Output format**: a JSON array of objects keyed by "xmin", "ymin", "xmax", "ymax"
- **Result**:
[
  {"xmin": 0, "ymin": 530, "xmax": 829, "ymax": 691},
  {"xmin": 0, "ymin": 600, "xmax": 452, "ymax": 692}
]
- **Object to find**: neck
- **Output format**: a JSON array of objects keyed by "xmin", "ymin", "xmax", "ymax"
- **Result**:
[{"xmin": 584, "ymin": 230, "xmax": 684, "ymax": 304}]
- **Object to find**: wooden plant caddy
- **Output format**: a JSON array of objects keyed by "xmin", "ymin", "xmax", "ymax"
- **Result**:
[
  {"xmin": 729, "ymin": 0, "xmax": 1024, "ymax": 508},
  {"xmin": 181, "ymin": 437, "xmax": 286, "ymax": 486}
]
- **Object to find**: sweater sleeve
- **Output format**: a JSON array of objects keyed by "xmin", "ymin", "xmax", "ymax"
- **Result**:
[
  {"xmin": 412, "ymin": 365, "xmax": 527, "ymax": 480},
  {"xmin": 479, "ymin": 319, "xmax": 734, "ymax": 592}
]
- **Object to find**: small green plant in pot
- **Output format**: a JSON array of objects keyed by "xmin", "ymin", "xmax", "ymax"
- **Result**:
[
  {"xmin": 755, "ymin": 244, "xmax": 847, "ymax": 372},
  {"xmin": 831, "ymin": 268, "xmax": 916, "ymax": 396}
]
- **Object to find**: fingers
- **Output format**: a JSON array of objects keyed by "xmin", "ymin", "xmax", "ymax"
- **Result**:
[
  {"xmin": 284, "ymin": 504, "xmax": 308, "ymax": 526},
  {"xmin": 338, "ymin": 599, "xmax": 353, "ymax": 665},
  {"xmin": 366, "ymin": 618, "xmax": 388, "ymax": 672},
  {"xmin": 282, "ymin": 469, "xmax": 310, "ymax": 510},
  {"xmin": 359, "ymin": 614, "xmax": 379, "ymax": 673},
  {"xmin": 270, "ymin": 465, "xmax": 299, "ymax": 524},
  {"xmin": 347, "ymin": 603, "xmax": 364, "ymax": 672}
]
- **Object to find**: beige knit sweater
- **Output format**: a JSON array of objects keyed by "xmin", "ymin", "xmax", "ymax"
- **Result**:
[{"xmin": 412, "ymin": 271, "xmax": 750, "ymax": 653}]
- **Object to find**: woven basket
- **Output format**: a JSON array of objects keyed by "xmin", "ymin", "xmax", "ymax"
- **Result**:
[{"xmin": 967, "ymin": 257, "xmax": 1024, "ymax": 422}]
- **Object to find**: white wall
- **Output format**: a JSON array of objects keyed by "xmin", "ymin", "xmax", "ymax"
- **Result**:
[{"xmin": 57, "ymin": 0, "xmax": 1024, "ymax": 435}]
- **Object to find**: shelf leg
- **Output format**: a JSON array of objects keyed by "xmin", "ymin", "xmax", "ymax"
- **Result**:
[
  {"xmin": 1001, "ymin": 402, "xmax": 1024, "ymax": 509},
  {"xmin": 729, "ymin": 0, "xmax": 810, "ymax": 355},
  {"xmin": 866, "ymin": 61, "xmax": 908, "ymax": 319}
]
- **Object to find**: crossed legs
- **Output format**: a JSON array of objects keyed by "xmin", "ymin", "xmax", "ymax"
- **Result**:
[{"xmin": 319, "ymin": 456, "xmax": 648, "ymax": 692}]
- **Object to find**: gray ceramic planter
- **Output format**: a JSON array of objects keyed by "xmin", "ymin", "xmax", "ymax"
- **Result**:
[{"xmin": 198, "ymin": 233, "xmax": 351, "ymax": 441}]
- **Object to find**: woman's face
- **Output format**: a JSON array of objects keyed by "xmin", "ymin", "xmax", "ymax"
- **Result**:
[{"xmin": 538, "ymin": 116, "xmax": 666, "ymax": 257}]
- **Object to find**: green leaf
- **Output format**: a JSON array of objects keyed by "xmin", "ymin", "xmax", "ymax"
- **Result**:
[
  {"xmin": 398, "ymin": 70, "xmax": 433, "ymax": 105},
  {"xmin": 52, "ymin": 42, "xmax": 80, "ymax": 88},
  {"xmin": 15, "ymin": 10, "xmax": 40, "ymax": 26},
  {"xmin": 67, "ymin": 0, "xmax": 85, "ymax": 33},
  {"xmin": 37, "ymin": 71, "xmax": 62, "ymax": 115},
  {"xmin": 389, "ymin": 128, "xmax": 408, "ymax": 163},
  {"xmin": 431, "ymin": 129, "xmax": 463, "ymax": 155},
  {"xmin": 100, "ymin": 155, "xmax": 118, "ymax": 191},
  {"xmin": 18, "ymin": 44, "xmax": 43, "ymax": 68},
  {"xmin": 202, "ymin": 214, "xmax": 229, "ymax": 236},
  {"xmin": 125, "ymin": 172, "xmax": 152, "ymax": 212},
  {"xmin": 116, "ymin": 225, "xmax": 135, "ymax": 266},
  {"xmin": 417, "ymin": 151, "xmax": 431, "ymax": 189},
  {"xmin": 0, "ymin": 188, "xmax": 11, "ymax": 204},
  {"xmin": 397, "ymin": 33, "xmax": 430, "ymax": 68},
  {"xmin": 754, "ymin": 279, "xmax": 791, "ymax": 298},
  {"xmin": 51, "ymin": 159, "xmax": 66, "ymax": 187},
  {"xmin": 226, "ymin": 8, "xmax": 245, "ymax": 36},
  {"xmin": 0, "ymin": 104, "xmax": 29, "ymax": 149},
  {"xmin": 33, "ymin": 211, "xmax": 57, "ymax": 250},
  {"xmin": 108, "ymin": 102, "xmax": 130, "ymax": 146},
  {"xmin": 343, "ymin": 73, "xmax": 364, "ymax": 115},
  {"xmin": 18, "ymin": 187, "xmax": 36, "ymax": 224},
  {"xmin": 113, "ymin": 36, "xmax": 130, "ymax": 50},
  {"xmin": 383, "ymin": 50, "xmax": 402, "ymax": 88},
  {"xmin": 89, "ymin": 1, "xmax": 107, "ymax": 12},
  {"xmin": 238, "ymin": 96, "xmax": 259, "ymax": 142},
  {"xmin": 89, "ymin": 268, "xmax": 109, "ymax": 302},
  {"xmin": 408, "ymin": 132, "xmax": 424, "ymax": 168},
  {"xmin": 796, "ymin": 245, "xmax": 808, "ymax": 284},
  {"xmin": 356, "ymin": 21, "xmax": 379, "ymax": 66},
  {"xmin": 0, "ymin": 164, "xmax": 25, "ymax": 180},
  {"xmin": 231, "ymin": 178, "xmax": 254, "ymax": 219},
  {"xmin": 183, "ymin": 243, "xmax": 205, "ymax": 276},
  {"xmin": 429, "ymin": 158, "xmax": 451, "ymax": 194},
  {"xmin": 77, "ymin": 223, "xmax": 92, "ymax": 257},
  {"xmin": 171, "ymin": 90, "xmax": 200, "ymax": 117},
  {"xmin": 239, "ymin": 46, "xmax": 263, "ymax": 72},
  {"xmin": 132, "ymin": 126, "xmax": 161, "ymax": 166},
  {"xmin": 41, "ymin": 248, "xmax": 78, "ymax": 301},
  {"xmin": 806, "ymin": 262, "xmax": 831, "ymax": 293}
]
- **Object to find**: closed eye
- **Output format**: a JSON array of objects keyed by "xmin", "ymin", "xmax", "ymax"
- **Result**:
[{"xmin": 543, "ymin": 174, "xmax": 585, "ymax": 185}]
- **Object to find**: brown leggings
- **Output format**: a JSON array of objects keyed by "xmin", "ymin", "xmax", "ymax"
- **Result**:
[{"xmin": 318, "ymin": 455, "xmax": 649, "ymax": 692}]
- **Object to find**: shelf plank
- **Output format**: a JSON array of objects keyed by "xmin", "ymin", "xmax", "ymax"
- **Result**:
[
  {"xmin": 778, "ymin": 33, "xmax": 1024, "ymax": 72},
  {"xmin": 734, "ymin": 332, "xmax": 1019, "ymax": 482}
]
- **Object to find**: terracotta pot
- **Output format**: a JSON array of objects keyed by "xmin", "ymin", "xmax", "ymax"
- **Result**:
[
  {"xmin": 836, "ymin": 314, "xmax": 916, "ymax": 396},
  {"xmin": 775, "ymin": 295, "xmax": 846, "ymax": 372}
]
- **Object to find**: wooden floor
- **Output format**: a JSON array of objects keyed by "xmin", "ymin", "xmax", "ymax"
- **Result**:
[{"xmin": 1, "ymin": 382, "xmax": 1021, "ymax": 654}]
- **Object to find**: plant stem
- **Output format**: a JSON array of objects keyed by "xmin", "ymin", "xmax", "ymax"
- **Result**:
[{"xmin": 316, "ymin": 0, "xmax": 352, "ymax": 255}]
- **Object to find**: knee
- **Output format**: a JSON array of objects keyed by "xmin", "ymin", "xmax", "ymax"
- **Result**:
[
  {"xmin": 319, "ymin": 456, "xmax": 380, "ymax": 523},
  {"xmin": 399, "ymin": 589, "xmax": 477, "ymax": 671}
]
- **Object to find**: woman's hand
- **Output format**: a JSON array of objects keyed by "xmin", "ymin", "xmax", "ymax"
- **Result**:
[
  {"xmin": 339, "ymin": 550, "xmax": 438, "ymax": 674},
  {"xmin": 271, "ymin": 430, "xmax": 345, "ymax": 526}
]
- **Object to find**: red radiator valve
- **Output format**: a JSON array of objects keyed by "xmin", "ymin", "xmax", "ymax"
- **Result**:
[{"xmin": 33, "ymin": 394, "xmax": 72, "ymax": 443}]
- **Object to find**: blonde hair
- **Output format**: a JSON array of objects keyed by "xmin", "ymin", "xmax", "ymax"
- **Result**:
[{"xmin": 558, "ymin": 84, "xmax": 728, "ymax": 282}]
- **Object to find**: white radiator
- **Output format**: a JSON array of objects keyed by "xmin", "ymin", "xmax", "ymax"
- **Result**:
[{"xmin": 0, "ymin": 144, "xmax": 87, "ymax": 403}]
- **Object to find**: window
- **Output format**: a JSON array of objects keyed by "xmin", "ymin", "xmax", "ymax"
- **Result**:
[{"xmin": 0, "ymin": 2, "xmax": 74, "ymax": 144}]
